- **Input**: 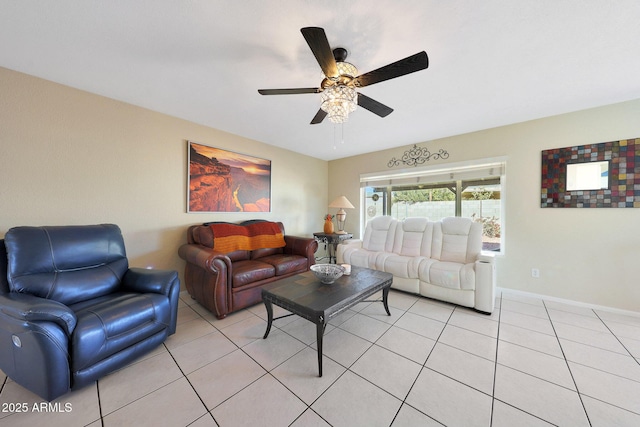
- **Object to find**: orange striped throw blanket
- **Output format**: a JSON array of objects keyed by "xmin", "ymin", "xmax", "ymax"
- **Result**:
[{"xmin": 210, "ymin": 222, "xmax": 285, "ymax": 253}]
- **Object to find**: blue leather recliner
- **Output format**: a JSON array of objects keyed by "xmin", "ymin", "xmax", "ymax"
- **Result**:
[{"xmin": 0, "ymin": 224, "xmax": 180, "ymax": 401}]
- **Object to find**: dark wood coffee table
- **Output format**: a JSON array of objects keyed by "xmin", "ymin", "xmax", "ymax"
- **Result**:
[{"xmin": 261, "ymin": 266, "xmax": 393, "ymax": 376}]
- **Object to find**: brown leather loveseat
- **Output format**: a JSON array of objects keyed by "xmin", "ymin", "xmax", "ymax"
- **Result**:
[{"xmin": 178, "ymin": 220, "xmax": 318, "ymax": 319}]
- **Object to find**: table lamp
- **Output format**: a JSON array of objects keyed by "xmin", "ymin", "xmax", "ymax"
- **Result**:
[{"xmin": 328, "ymin": 195, "xmax": 355, "ymax": 234}]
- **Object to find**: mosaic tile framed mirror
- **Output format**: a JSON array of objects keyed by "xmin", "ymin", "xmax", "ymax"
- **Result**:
[{"xmin": 541, "ymin": 138, "xmax": 640, "ymax": 208}]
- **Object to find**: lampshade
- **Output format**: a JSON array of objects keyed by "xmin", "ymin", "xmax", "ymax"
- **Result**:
[{"xmin": 328, "ymin": 196, "xmax": 355, "ymax": 209}]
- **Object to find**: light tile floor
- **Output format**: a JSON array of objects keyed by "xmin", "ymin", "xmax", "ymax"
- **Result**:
[{"xmin": 1, "ymin": 289, "xmax": 640, "ymax": 426}]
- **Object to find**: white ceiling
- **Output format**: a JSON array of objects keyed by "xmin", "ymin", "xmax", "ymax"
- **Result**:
[{"xmin": 2, "ymin": 1, "xmax": 640, "ymax": 161}]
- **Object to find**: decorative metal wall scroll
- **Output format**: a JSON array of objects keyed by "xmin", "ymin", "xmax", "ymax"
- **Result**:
[
  {"xmin": 541, "ymin": 137, "xmax": 640, "ymax": 208},
  {"xmin": 387, "ymin": 144, "xmax": 449, "ymax": 168}
]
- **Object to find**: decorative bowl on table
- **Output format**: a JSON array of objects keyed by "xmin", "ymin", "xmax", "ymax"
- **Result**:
[{"xmin": 310, "ymin": 264, "xmax": 345, "ymax": 284}]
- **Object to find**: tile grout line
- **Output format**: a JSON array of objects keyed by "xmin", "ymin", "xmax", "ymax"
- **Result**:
[
  {"xmin": 155, "ymin": 292, "xmax": 640, "ymax": 426},
  {"xmin": 305, "ymin": 298, "xmax": 404, "ymax": 425},
  {"xmin": 387, "ymin": 296, "xmax": 454, "ymax": 426},
  {"xmin": 542, "ymin": 298, "xmax": 593, "ymax": 427},
  {"xmin": 162, "ymin": 339, "xmax": 216, "ymax": 423},
  {"xmin": 95, "ymin": 380, "xmax": 104, "ymax": 426},
  {"xmin": 489, "ymin": 292, "xmax": 503, "ymax": 427},
  {"xmin": 491, "ymin": 293, "xmax": 567, "ymax": 426},
  {"xmin": 275, "ymin": 299, "xmax": 393, "ymax": 426},
  {"xmin": 592, "ymin": 310, "xmax": 640, "ymax": 364},
  {"xmin": 215, "ymin": 305, "xmax": 342, "ymax": 426},
  {"xmin": 173, "ymin": 296, "xmax": 259, "ymax": 425},
  {"xmin": 141, "ymin": 313, "xmax": 227, "ymax": 425}
]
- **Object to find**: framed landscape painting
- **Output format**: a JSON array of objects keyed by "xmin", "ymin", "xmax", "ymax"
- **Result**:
[{"xmin": 187, "ymin": 141, "xmax": 272, "ymax": 212}]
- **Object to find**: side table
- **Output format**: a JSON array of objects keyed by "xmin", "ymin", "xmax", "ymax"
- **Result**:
[{"xmin": 313, "ymin": 232, "xmax": 353, "ymax": 264}]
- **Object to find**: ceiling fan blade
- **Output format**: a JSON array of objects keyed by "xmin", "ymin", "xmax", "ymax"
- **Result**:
[
  {"xmin": 258, "ymin": 88, "xmax": 321, "ymax": 95},
  {"xmin": 310, "ymin": 109, "xmax": 327, "ymax": 124},
  {"xmin": 357, "ymin": 93, "xmax": 393, "ymax": 117},
  {"xmin": 301, "ymin": 27, "xmax": 338, "ymax": 78},
  {"xmin": 353, "ymin": 51, "xmax": 429, "ymax": 88}
]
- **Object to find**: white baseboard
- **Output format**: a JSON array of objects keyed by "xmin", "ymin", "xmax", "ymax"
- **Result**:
[{"xmin": 496, "ymin": 287, "xmax": 640, "ymax": 318}]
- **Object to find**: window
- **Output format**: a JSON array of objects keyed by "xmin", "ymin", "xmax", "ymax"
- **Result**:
[{"xmin": 361, "ymin": 161, "xmax": 504, "ymax": 252}]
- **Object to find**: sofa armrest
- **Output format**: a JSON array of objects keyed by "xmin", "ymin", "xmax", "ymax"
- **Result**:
[
  {"xmin": 477, "ymin": 253, "xmax": 495, "ymax": 264},
  {"xmin": 336, "ymin": 239, "xmax": 363, "ymax": 264},
  {"xmin": 474, "ymin": 256, "xmax": 496, "ymax": 314},
  {"xmin": 341, "ymin": 239, "xmax": 363, "ymax": 247},
  {"xmin": 178, "ymin": 244, "xmax": 232, "ymax": 275},
  {"xmin": 178, "ymin": 244, "xmax": 233, "ymax": 318},
  {"xmin": 284, "ymin": 235, "xmax": 319, "ymax": 265},
  {"xmin": 0, "ymin": 293, "xmax": 77, "ymax": 335}
]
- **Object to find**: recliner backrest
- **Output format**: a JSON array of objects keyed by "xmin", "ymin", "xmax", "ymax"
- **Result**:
[
  {"xmin": 392, "ymin": 217, "xmax": 432, "ymax": 257},
  {"xmin": 362, "ymin": 216, "xmax": 397, "ymax": 252},
  {"xmin": 431, "ymin": 217, "xmax": 482, "ymax": 263},
  {"xmin": 4, "ymin": 224, "xmax": 129, "ymax": 305},
  {"xmin": 0, "ymin": 240, "xmax": 8, "ymax": 295}
]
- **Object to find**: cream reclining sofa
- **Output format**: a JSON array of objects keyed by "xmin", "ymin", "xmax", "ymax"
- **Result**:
[{"xmin": 337, "ymin": 216, "xmax": 495, "ymax": 313}]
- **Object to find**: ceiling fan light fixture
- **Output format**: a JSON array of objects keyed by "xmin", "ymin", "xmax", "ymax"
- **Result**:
[
  {"xmin": 320, "ymin": 85, "xmax": 357, "ymax": 123},
  {"xmin": 259, "ymin": 27, "xmax": 429, "ymax": 126},
  {"xmin": 335, "ymin": 61, "xmax": 358, "ymax": 78}
]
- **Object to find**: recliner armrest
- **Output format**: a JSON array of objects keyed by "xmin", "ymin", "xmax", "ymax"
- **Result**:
[
  {"xmin": 122, "ymin": 268, "xmax": 180, "ymax": 296},
  {"xmin": 336, "ymin": 239, "xmax": 363, "ymax": 264},
  {"xmin": 122, "ymin": 268, "xmax": 181, "ymax": 335},
  {"xmin": 0, "ymin": 293, "xmax": 77, "ymax": 335},
  {"xmin": 474, "ymin": 255, "xmax": 496, "ymax": 314},
  {"xmin": 477, "ymin": 253, "xmax": 495, "ymax": 264},
  {"xmin": 341, "ymin": 239, "xmax": 363, "ymax": 248}
]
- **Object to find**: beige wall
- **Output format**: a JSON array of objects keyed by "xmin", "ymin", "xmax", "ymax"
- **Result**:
[
  {"xmin": 329, "ymin": 99, "xmax": 640, "ymax": 312},
  {"xmin": 3, "ymin": 65, "xmax": 639, "ymax": 312},
  {"xmin": 0, "ymin": 67, "xmax": 328, "ymax": 280}
]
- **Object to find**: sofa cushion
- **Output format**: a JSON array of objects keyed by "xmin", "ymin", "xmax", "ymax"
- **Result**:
[
  {"xmin": 251, "ymin": 247, "xmax": 283, "ymax": 259},
  {"xmin": 431, "ymin": 217, "xmax": 481, "ymax": 263},
  {"xmin": 378, "ymin": 254, "xmax": 425, "ymax": 279},
  {"xmin": 227, "ymin": 250, "xmax": 251, "ymax": 262},
  {"xmin": 258, "ymin": 254, "xmax": 308, "ymax": 276},
  {"xmin": 362, "ymin": 216, "xmax": 397, "ymax": 252},
  {"xmin": 70, "ymin": 292, "xmax": 170, "ymax": 372},
  {"xmin": 231, "ymin": 260, "xmax": 275, "ymax": 287},
  {"xmin": 392, "ymin": 217, "xmax": 430, "ymax": 257},
  {"xmin": 421, "ymin": 260, "xmax": 476, "ymax": 290}
]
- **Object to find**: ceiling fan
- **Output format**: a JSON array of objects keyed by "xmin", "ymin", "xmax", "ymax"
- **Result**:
[{"xmin": 258, "ymin": 27, "xmax": 429, "ymax": 124}]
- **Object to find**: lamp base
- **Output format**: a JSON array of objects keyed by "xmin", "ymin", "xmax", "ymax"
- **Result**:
[{"xmin": 335, "ymin": 230, "xmax": 347, "ymax": 234}]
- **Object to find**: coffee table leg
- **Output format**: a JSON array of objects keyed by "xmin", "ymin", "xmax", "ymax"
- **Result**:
[
  {"xmin": 382, "ymin": 286, "xmax": 391, "ymax": 316},
  {"xmin": 316, "ymin": 320, "xmax": 326, "ymax": 377},
  {"xmin": 263, "ymin": 299, "xmax": 273, "ymax": 339}
]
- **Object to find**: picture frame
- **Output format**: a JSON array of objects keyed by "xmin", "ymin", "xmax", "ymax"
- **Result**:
[
  {"xmin": 541, "ymin": 138, "xmax": 639, "ymax": 208},
  {"xmin": 187, "ymin": 141, "xmax": 272, "ymax": 212}
]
